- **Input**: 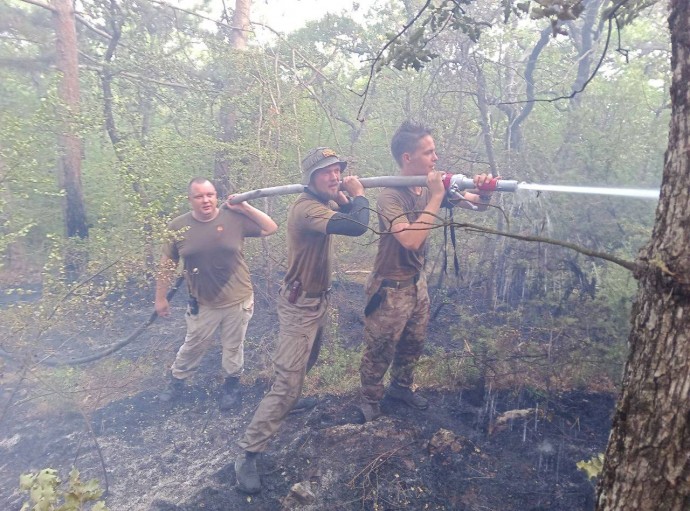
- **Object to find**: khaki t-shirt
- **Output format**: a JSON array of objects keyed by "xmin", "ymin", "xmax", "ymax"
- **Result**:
[
  {"xmin": 372, "ymin": 187, "xmax": 430, "ymax": 279},
  {"xmin": 283, "ymin": 192, "xmax": 338, "ymax": 294},
  {"xmin": 163, "ymin": 208, "xmax": 262, "ymax": 307}
]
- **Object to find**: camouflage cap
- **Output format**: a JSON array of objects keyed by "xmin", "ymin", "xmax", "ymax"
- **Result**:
[{"xmin": 301, "ymin": 147, "xmax": 347, "ymax": 185}]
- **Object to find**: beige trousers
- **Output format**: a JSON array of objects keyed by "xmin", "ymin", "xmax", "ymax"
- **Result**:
[
  {"xmin": 170, "ymin": 294, "xmax": 254, "ymax": 380},
  {"xmin": 238, "ymin": 285, "xmax": 328, "ymax": 452}
]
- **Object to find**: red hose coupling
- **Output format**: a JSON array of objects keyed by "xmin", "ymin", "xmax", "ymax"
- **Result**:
[{"xmin": 477, "ymin": 178, "xmax": 499, "ymax": 191}]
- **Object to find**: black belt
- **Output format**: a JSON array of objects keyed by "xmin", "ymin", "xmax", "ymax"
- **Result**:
[
  {"xmin": 380, "ymin": 274, "xmax": 419, "ymax": 289},
  {"xmin": 303, "ymin": 288, "xmax": 331, "ymax": 298}
]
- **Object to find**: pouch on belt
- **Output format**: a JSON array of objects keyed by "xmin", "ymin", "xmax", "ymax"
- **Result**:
[{"xmin": 364, "ymin": 286, "xmax": 386, "ymax": 317}]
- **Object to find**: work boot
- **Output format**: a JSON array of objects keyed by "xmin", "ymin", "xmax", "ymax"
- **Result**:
[
  {"xmin": 359, "ymin": 401, "xmax": 382, "ymax": 423},
  {"xmin": 386, "ymin": 382, "xmax": 428, "ymax": 410},
  {"xmin": 235, "ymin": 451, "xmax": 261, "ymax": 494},
  {"xmin": 219, "ymin": 376, "xmax": 242, "ymax": 411},
  {"xmin": 158, "ymin": 373, "xmax": 185, "ymax": 403},
  {"xmin": 289, "ymin": 396, "xmax": 318, "ymax": 415}
]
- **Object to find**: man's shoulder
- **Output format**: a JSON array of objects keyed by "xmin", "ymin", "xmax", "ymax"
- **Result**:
[
  {"xmin": 291, "ymin": 193, "xmax": 331, "ymax": 212},
  {"xmin": 168, "ymin": 211, "xmax": 193, "ymax": 229},
  {"xmin": 289, "ymin": 193, "xmax": 335, "ymax": 232}
]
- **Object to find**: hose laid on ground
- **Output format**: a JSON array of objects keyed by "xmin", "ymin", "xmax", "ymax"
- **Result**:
[{"xmin": 0, "ymin": 276, "xmax": 184, "ymax": 367}]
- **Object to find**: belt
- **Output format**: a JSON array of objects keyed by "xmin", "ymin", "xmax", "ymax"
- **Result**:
[
  {"xmin": 380, "ymin": 274, "xmax": 419, "ymax": 289},
  {"xmin": 303, "ymin": 288, "xmax": 331, "ymax": 298}
]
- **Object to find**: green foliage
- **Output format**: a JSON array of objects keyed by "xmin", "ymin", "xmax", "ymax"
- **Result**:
[
  {"xmin": 377, "ymin": 0, "xmax": 486, "ymax": 72},
  {"xmin": 576, "ymin": 453, "xmax": 605, "ymax": 481},
  {"xmin": 19, "ymin": 468, "xmax": 108, "ymax": 511}
]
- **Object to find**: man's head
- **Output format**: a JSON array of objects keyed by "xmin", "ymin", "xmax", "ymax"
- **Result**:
[
  {"xmin": 390, "ymin": 121, "xmax": 438, "ymax": 176},
  {"xmin": 187, "ymin": 177, "xmax": 218, "ymax": 221},
  {"xmin": 301, "ymin": 147, "xmax": 347, "ymax": 200}
]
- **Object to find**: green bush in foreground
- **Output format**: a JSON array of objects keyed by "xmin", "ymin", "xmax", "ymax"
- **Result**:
[{"xmin": 19, "ymin": 468, "xmax": 108, "ymax": 511}]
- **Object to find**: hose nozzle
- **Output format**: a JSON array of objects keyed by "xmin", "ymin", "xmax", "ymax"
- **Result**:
[{"xmin": 443, "ymin": 174, "xmax": 518, "ymax": 193}]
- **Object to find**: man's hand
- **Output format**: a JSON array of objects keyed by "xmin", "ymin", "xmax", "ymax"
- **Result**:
[
  {"xmin": 341, "ymin": 175, "xmax": 365, "ymax": 197},
  {"xmin": 224, "ymin": 194, "xmax": 278, "ymax": 236},
  {"xmin": 427, "ymin": 171, "xmax": 446, "ymax": 200},
  {"xmin": 457, "ymin": 173, "xmax": 497, "ymax": 210},
  {"xmin": 224, "ymin": 195, "xmax": 250, "ymax": 212},
  {"xmin": 155, "ymin": 297, "xmax": 170, "ymax": 318},
  {"xmin": 472, "ymin": 173, "xmax": 494, "ymax": 189}
]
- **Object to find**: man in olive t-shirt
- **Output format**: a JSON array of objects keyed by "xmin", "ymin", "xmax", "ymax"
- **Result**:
[
  {"xmin": 234, "ymin": 147, "xmax": 370, "ymax": 495},
  {"xmin": 154, "ymin": 177, "xmax": 277, "ymax": 410},
  {"xmin": 358, "ymin": 121, "xmax": 495, "ymax": 422}
]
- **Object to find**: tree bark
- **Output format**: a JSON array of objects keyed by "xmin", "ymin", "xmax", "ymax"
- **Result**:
[
  {"xmin": 229, "ymin": 0, "xmax": 250, "ymax": 50},
  {"xmin": 596, "ymin": 2, "xmax": 690, "ymax": 509},
  {"xmin": 214, "ymin": 0, "xmax": 252, "ymax": 197},
  {"xmin": 52, "ymin": 0, "xmax": 88, "ymax": 240}
]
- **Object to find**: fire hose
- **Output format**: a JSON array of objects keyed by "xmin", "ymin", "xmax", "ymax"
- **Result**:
[
  {"xmin": 228, "ymin": 174, "xmax": 519, "ymax": 204},
  {"xmin": 0, "ymin": 276, "xmax": 184, "ymax": 367}
]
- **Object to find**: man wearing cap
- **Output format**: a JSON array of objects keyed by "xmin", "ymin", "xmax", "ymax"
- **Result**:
[
  {"xmin": 235, "ymin": 147, "xmax": 370, "ymax": 494},
  {"xmin": 358, "ymin": 120, "xmax": 494, "ymax": 422}
]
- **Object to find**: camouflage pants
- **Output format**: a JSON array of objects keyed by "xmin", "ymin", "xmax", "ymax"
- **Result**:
[
  {"xmin": 170, "ymin": 294, "xmax": 254, "ymax": 380},
  {"xmin": 238, "ymin": 285, "xmax": 328, "ymax": 453},
  {"xmin": 360, "ymin": 274, "xmax": 430, "ymax": 404}
]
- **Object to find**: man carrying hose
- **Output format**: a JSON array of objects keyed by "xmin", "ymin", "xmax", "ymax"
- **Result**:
[
  {"xmin": 358, "ymin": 120, "xmax": 494, "ymax": 422},
  {"xmin": 235, "ymin": 147, "xmax": 370, "ymax": 494},
  {"xmin": 154, "ymin": 177, "xmax": 278, "ymax": 410}
]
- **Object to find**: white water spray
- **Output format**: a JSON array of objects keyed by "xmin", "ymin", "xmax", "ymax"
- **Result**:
[{"xmin": 517, "ymin": 182, "xmax": 659, "ymax": 200}]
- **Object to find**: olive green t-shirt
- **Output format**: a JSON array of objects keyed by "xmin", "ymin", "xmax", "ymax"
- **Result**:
[
  {"xmin": 372, "ymin": 187, "xmax": 430, "ymax": 279},
  {"xmin": 283, "ymin": 192, "xmax": 338, "ymax": 294},
  {"xmin": 163, "ymin": 208, "xmax": 262, "ymax": 307}
]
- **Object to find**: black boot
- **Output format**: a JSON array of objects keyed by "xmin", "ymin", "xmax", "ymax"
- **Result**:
[
  {"xmin": 386, "ymin": 381, "xmax": 428, "ymax": 410},
  {"xmin": 289, "ymin": 396, "xmax": 318, "ymax": 415},
  {"xmin": 219, "ymin": 376, "xmax": 242, "ymax": 411},
  {"xmin": 359, "ymin": 401, "xmax": 382, "ymax": 423},
  {"xmin": 159, "ymin": 373, "xmax": 185, "ymax": 403},
  {"xmin": 235, "ymin": 451, "xmax": 261, "ymax": 494}
]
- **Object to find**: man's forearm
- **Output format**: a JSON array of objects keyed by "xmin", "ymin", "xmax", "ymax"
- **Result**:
[
  {"xmin": 155, "ymin": 257, "xmax": 177, "ymax": 300},
  {"xmin": 393, "ymin": 195, "xmax": 443, "ymax": 250},
  {"xmin": 239, "ymin": 204, "xmax": 278, "ymax": 235}
]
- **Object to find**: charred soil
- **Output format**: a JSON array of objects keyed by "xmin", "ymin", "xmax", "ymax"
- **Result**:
[{"xmin": 0, "ymin": 281, "xmax": 614, "ymax": 510}]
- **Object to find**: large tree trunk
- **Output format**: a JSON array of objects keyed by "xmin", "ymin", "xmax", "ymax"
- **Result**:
[
  {"xmin": 596, "ymin": 2, "xmax": 690, "ymax": 509},
  {"xmin": 52, "ymin": 0, "xmax": 88, "ymax": 240},
  {"xmin": 229, "ymin": 0, "xmax": 250, "ymax": 50}
]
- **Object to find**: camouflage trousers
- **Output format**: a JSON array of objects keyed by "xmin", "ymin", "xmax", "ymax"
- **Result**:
[
  {"xmin": 238, "ymin": 285, "xmax": 328, "ymax": 453},
  {"xmin": 170, "ymin": 294, "xmax": 254, "ymax": 380},
  {"xmin": 360, "ymin": 273, "xmax": 430, "ymax": 404}
]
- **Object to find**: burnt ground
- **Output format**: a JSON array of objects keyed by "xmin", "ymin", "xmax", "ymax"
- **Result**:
[{"xmin": 0, "ymin": 278, "xmax": 615, "ymax": 511}]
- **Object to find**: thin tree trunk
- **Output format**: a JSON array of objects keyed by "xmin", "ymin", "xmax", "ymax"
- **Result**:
[{"xmin": 596, "ymin": 2, "xmax": 690, "ymax": 509}]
